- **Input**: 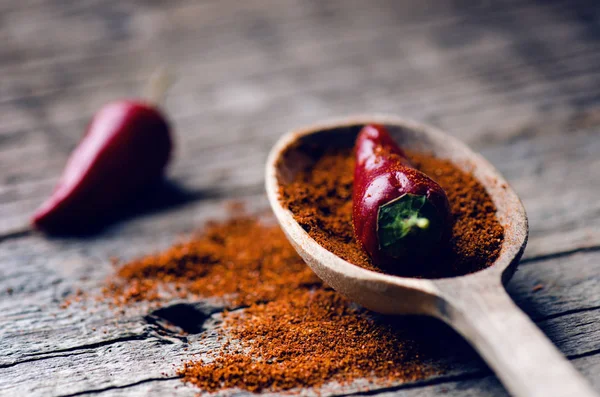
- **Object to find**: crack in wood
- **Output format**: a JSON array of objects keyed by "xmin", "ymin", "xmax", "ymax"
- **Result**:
[
  {"xmin": 0, "ymin": 226, "xmax": 31, "ymax": 243},
  {"xmin": 25, "ymin": 334, "xmax": 151, "ymax": 355},
  {"xmin": 332, "ymin": 348, "xmax": 600, "ymax": 397},
  {"xmin": 0, "ymin": 351, "xmax": 89, "ymax": 370},
  {"xmin": 54, "ymin": 376, "xmax": 182, "ymax": 397},
  {"xmin": 146, "ymin": 302, "xmax": 225, "ymax": 335},
  {"xmin": 533, "ymin": 306, "xmax": 600, "ymax": 322},
  {"xmin": 39, "ymin": 348, "xmax": 600, "ymax": 397},
  {"xmin": 331, "ymin": 371, "xmax": 489, "ymax": 397},
  {"xmin": 568, "ymin": 348, "xmax": 600, "ymax": 361},
  {"xmin": 0, "ymin": 334, "xmax": 148, "ymax": 368},
  {"xmin": 520, "ymin": 245, "xmax": 600, "ymax": 265}
]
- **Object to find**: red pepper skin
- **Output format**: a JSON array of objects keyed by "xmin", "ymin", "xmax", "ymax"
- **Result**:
[
  {"xmin": 352, "ymin": 124, "xmax": 451, "ymax": 272},
  {"xmin": 32, "ymin": 101, "xmax": 172, "ymax": 233}
]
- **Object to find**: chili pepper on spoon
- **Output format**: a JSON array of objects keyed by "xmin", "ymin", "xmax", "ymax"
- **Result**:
[
  {"xmin": 352, "ymin": 124, "xmax": 452, "ymax": 272},
  {"xmin": 31, "ymin": 71, "xmax": 174, "ymax": 233}
]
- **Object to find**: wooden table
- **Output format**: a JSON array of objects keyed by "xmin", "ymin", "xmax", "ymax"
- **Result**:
[{"xmin": 1, "ymin": 1, "xmax": 599, "ymax": 396}]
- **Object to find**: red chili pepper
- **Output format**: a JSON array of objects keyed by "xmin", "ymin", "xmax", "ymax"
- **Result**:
[
  {"xmin": 352, "ymin": 124, "xmax": 451, "ymax": 272},
  {"xmin": 31, "ymin": 101, "xmax": 172, "ymax": 233}
]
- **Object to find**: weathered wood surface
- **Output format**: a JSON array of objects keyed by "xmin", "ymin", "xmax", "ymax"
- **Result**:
[{"xmin": 0, "ymin": 0, "xmax": 599, "ymax": 396}]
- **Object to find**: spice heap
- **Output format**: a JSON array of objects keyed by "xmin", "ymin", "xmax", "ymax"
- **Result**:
[
  {"xmin": 180, "ymin": 288, "xmax": 434, "ymax": 392},
  {"xmin": 104, "ymin": 215, "xmax": 438, "ymax": 392},
  {"xmin": 104, "ymin": 215, "xmax": 318, "ymax": 307},
  {"xmin": 279, "ymin": 147, "xmax": 504, "ymax": 277}
]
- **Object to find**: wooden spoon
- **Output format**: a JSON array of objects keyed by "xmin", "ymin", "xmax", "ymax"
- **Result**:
[{"xmin": 265, "ymin": 115, "xmax": 597, "ymax": 397}]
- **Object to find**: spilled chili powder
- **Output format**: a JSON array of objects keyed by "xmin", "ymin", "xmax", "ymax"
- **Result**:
[
  {"xmin": 279, "ymin": 147, "xmax": 504, "ymax": 277},
  {"xmin": 103, "ymin": 215, "xmax": 318, "ymax": 307},
  {"xmin": 180, "ymin": 288, "xmax": 436, "ymax": 392},
  {"xmin": 103, "ymin": 215, "xmax": 441, "ymax": 393}
]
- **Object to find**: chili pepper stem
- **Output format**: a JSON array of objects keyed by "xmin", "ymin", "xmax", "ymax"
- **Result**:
[{"xmin": 145, "ymin": 67, "xmax": 173, "ymax": 107}]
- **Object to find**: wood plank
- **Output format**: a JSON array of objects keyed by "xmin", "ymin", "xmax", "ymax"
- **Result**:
[
  {"xmin": 1, "ymin": 7, "xmax": 597, "ymax": 138},
  {"xmin": 357, "ymin": 354, "xmax": 600, "ymax": 397},
  {"xmin": 480, "ymin": 120, "xmax": 600, "ymax": 258},
  {"xmin": 0, "ymin": 0, "xmax": 578, "ymax": 74},
  {"xmin": 55, "ymin": 353, "xmax": 600, "ymax": 397},
  {"xmin": 509, "ymin": 251, "xmax": 600, "ymax": 320},
  {"xmin": 1, "ymin": 0, "xmax": 596, "ymax": 144}
]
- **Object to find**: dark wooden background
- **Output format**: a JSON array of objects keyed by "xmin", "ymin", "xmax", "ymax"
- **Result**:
[{"xmin": 0, "ymin": 0, "xmax": 599, "ymax": 396}]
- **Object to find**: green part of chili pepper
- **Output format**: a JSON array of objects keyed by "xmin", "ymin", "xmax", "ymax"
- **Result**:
[{"xmin": 377, "ymin": 193, "xmax": 445, "ymax": 259}]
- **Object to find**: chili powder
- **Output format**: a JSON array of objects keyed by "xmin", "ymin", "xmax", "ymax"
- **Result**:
[
  {"xmin": 279, "ymin": 147, "xmax": 504, "ymax": 277},
  {"xmin": 104, "ymin": 215, "xmax": 440, "ymax": 393}
]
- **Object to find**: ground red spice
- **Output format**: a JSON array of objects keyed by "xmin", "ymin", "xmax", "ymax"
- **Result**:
[
  {"xmin": 103, "ymin": 215, "xmax": 317, "ymax": 307},
  {"xmin": 279, "ymin": 147, "xmax": 504, "ymax": 277},
  {"xmin": 103, "ymin": 215, "xmax": 440, "ymax": 393},
  {"xmin": 180, "ymin": 289, "xmax": 436, "ymax": 392}
]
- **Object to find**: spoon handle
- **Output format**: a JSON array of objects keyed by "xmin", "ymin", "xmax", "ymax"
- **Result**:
[{"xmin": 440, "ymin": 281, "xmax": 597, "ymax": 397}]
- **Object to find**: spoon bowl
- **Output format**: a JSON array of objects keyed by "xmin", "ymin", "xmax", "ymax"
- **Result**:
[{"xmin": 266, "ymin": 115, "xmax": 597, "ymax": 397}]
